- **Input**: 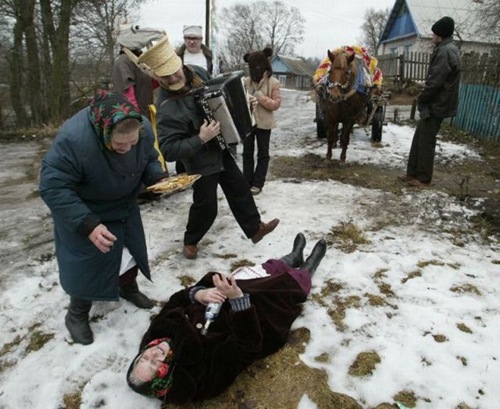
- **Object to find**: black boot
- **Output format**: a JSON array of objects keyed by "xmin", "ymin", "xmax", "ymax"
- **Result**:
[
  {"xmin": 65, "ymin": 297, "xmax": 94, "ymax": 345},
  {"xmin": 300, "ymin": 239, "xmax": 327, "ymax": 276},
  {"xmin": 119, "ymin": 280, "xmax": 154, "ymax": 309},
  {"xmin": 280, "ymin": 233, "xmax": 307, "ymax": 267}
]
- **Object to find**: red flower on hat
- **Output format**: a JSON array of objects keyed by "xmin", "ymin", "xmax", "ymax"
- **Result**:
[{"xmin": 156, "ymin": 363, "xmax": 168, "ymax": 378}]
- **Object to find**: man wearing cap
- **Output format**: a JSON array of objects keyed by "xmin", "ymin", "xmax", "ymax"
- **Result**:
[
  {"xmin": 137, "ymin": 36, "xmax": 279, "ymax": 260},
  {"xmin": 399, "ymin": 16, "xmax": 461, "ymax": 187},
  {"xmin": 173, "ymin": 25, "xmax": 216, "ymax": 175},
  {"xmin": 177, "ymin": 25, "xmax": 213, "ymax": 75}
]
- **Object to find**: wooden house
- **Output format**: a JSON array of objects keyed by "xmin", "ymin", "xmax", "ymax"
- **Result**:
[
  {"xmin": 378, "ymin": 0, "xmax": 498, "ymax": 56},
  {"xmin": 270, "ymin": 55, "xmax": 314, "ymax": 90}
]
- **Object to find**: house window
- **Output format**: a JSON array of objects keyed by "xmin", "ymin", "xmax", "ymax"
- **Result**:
[
  {"xmin": 278, "ymin": 75, "xmax": 287, "ymax": 86},
  {"xmin": 390, "ymin": 47, "xmax": 397, "ymax": 56},
  {"xmin": 404, "ymin": 45, "xmax": 411, "ymax": 55}
]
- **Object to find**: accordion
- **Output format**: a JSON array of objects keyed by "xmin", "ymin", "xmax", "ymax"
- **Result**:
[{"xmin": 195, "ymin": 71, "xmax": 255, "ymax": 149}]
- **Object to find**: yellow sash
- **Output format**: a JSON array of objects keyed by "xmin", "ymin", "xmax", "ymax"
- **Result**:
[{"xmin": 148, "ymin": 104, "xmax": 167, "ymax": 172}]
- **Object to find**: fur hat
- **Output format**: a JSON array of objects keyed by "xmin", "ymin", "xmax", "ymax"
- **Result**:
[
  {"xmin": 431, "ymin": 16, "xmax": 455, "ymax": 38},
  {"xmin": 137, "ymin": 35, "xmax": 183, "ymax": 77},
  {"xmin": 116, "ymin": 24, "xmax": 166, "ymax": 50},
  {"xmin": 183, "ymin": 25, "xmax": 203, "ymax": 38},
  {"xmin": 244, "ymin": 47, "xmax": 273, "ymax": 81}
]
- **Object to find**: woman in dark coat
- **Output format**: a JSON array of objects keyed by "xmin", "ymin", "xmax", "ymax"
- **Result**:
[
  {"xmin": 39, "ymin": 91, "xmax": 168, "ymax": 345},
  {"xmin": 126, "ymin": 234, "xmax": 327, "ymax": 403}
]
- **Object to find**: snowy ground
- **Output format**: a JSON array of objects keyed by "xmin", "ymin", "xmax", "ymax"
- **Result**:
[{"xmin": 0, "ymin": 89, "xmax": 499, "ymax": 409}]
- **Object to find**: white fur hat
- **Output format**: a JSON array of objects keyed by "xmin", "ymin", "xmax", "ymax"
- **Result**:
[
  {"xmin": 183, "ymin": 25, "xmax": 203, "ymax": 38},
  {"xmin": 117, "ymin": 24, "xmax": 165, "ymax": 50}
]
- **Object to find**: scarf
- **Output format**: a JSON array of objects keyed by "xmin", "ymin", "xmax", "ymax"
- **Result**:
[
  {"xmin": 88, "ymin": 90, "xmax": 143, "ymax": 151},
  {"xmin": 127, "ymin": 337, "xmax": 176, "ymax": 399}
]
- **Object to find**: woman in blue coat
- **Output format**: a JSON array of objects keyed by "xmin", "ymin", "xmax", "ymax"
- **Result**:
[{"xmin": 39, "ymin": 91, "xmax": 168, "ymax": 345}]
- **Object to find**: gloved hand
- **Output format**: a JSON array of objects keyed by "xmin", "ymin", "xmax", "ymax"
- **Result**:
[{"xmin": 418, "ymin": 103, "xmax": 430, "ymax": 119}]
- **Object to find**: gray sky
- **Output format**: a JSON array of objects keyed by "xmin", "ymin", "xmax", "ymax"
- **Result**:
[{"xmin": 140, "ymin": 0, "xmax": 396, "ymax": 59}]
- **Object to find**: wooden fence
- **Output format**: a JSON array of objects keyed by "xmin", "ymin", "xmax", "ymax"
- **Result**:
[
  {"xmin": 455, "ymin": 53, "xmax": 499, "ymax": 141},
  {"xmin": 377, "ymin": 52, "xmax": 500, "ymax": 141},
  {"xmin": 378, "ymin": 52, "xmax": 430, "ymax": 82}
]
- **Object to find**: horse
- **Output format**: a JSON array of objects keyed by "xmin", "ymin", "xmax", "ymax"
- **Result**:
[{"xmin": 321, "ymin": 50, "xmax": 368, "ymax": 162}]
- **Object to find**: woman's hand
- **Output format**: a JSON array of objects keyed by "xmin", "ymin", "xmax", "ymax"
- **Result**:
[
  {"xmin": 213, "ymin": 274, "xmax": 244, "ymax": 299},
  {"xmin": 248, "ymin": 95, "xmax": 258, "ymax": 111},
  {"xmin": 194, "ymin": 287, "xmax": 226, "ymax": 305},
  {"xmin": 88, "ymin": 223, "xmax": 117, "ymax": 253}
]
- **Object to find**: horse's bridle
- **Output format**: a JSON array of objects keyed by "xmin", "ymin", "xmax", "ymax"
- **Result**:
[
  {"xmin": 326, "ymin": 67, "xmax": 352, "ymax": 91},
  {"xmin": 323, "ymin": 65, "xmax": 356, "ymax": 103}
]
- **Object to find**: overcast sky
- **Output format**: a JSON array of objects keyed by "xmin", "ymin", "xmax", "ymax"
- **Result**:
[{"xmin": 139, "ymin": 0, "xmax": 396, "ymax": 59}]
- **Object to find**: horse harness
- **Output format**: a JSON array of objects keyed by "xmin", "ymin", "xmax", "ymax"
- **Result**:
[{"xmin": 326, "ymin": 66, "xmax": 352, "ymax": 92}]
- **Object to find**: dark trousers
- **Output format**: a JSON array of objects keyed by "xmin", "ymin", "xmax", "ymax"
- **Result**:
[
  {"xmin": 175, "ymin": 160, "xmax": 186, "ymax": 175},
  {"xmin": 184, "ymin": 150, "xmax": 261, "ymax": 245},
  {"xmin": 243, "ymin": 128, "xmax": 271, "ymax": 189},
  {"xmin": 118, "ymin": 265, "xmax": 138, "ymax": 286},
  {"xmin": 407, "ymin": 116, "xmax": 443, "ymax": 183}
]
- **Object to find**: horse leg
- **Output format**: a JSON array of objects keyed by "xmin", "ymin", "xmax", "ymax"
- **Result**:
[
  {"xmin": 326, "ymin": 120, "xmax": 339, "ymax": 160},
  {"xmin": 333, "ymin": 123, "xmax": 339, "ymax": 149},
  {"xmin": 339, "ymin": 122, "xmax": 354, "ymax": 162},
  {"xmin": 326, "ymin": 123, "xmax": 333, "ymax": 160}
]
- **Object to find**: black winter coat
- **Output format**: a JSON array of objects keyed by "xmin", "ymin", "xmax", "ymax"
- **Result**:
[
  {"xmin": 155, "ymin": 66, "xmax": 225, "ymax": 177},
  {"xmin": 418, "ymin": 37, "xmax": 461, "ymax": 119},
  {"xmin": 138, "ymin": 270, "xmax": 308, "ymax": 404}
]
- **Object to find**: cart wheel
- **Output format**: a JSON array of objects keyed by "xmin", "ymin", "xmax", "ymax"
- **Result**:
[
  {"xmin": 371, "ymin": 106, "xmax": 384, "ymax": 142},
  {"xmin": 316, "ymin": 102, "xmax": 326, "ymax": 139}
]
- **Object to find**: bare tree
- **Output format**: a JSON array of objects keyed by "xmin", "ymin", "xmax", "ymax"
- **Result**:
[
  {"xmin": 218, "ymin": 0, "xmax": 304, "ymax": 69},
  {"xmin": 72, "ymin": 0, "xmax": 143, "ymax": 78},
  {"xmin": 359, "ymin": 7, "xmax": 390, "ymax": 56},
  {"xmin": 0, "ymin": 0, "xmax": 144, "ymax": 128},
  {"xmin": 474, "ymin": 0, "xmax": 500, "ymax": 43},
  {"xmin": 218, "ymin": 4, "xmax": 264, "ymax": 69},
  {"xmin": 260, "ymin": 1, "xmax": 305, "ymax": 56}
]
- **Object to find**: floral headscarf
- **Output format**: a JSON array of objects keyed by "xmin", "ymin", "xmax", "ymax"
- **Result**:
[
  {"xmin": 88, "ymin": 91, "xmax": 143, "ymax": 151},
  {"xmin": 127, "ymin": 337, "xmax": 176, "ymax": 399}
]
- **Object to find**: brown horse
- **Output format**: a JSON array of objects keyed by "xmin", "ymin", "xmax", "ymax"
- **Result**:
[{"xmin": 322, "ymin": 50, "xmax": 367, "ymax": 162}]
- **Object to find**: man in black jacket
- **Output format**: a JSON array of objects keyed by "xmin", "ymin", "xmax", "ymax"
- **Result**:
[
  {"xmin": 399, "ymin": 16, "xmax": 461, "ymax": 187},
  {"xmin": 136, "ymin": 35, "xmax": 279, "ymax": 259}
]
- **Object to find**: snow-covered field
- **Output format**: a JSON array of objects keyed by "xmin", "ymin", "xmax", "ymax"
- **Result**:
[{"xmin": 0, "ymin": 89, "xmax": 498, "ymax": 409}]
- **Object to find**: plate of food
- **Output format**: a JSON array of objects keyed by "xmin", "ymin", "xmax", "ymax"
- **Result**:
[{"xmin": 147, "ymin": 173, "xmax": 201, "ymax": 195}]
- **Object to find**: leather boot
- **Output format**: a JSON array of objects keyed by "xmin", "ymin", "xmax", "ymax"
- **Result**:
[
  {"xmin": 280, "ymin": 233, "xmax": 306, "ymax": 267},
  {"xmin": 119, "ymin": 280, "xmax": 154, "ymax": 309},
  {"xmin": 251, "ymin": 218, "xmax": 280, "ymax": 244},
  {"xmin": 300, "ymin": 239, "xmax": 327, "ymax": 277},
  {"xmin": 65, "ymin": 297, "xmax": 94, "ymax": 345}
]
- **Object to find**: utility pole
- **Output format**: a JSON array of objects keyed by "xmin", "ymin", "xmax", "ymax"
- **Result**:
[{"xmin": 205, "ymin": 0, "xmax": 211, "ymax": 47}]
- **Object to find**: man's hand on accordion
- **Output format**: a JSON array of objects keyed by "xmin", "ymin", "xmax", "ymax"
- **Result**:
[{"xmin": 199, "ymin": 119, "xmax": 221, "ymax": 144}]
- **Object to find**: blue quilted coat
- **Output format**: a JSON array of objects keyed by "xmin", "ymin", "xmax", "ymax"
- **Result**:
[{"xmin": 39, "ymin": 106, "xmax": 166, "ymax": 301}]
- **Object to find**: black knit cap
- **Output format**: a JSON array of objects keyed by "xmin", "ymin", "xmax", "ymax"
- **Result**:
[{"xmin": 431, "ymin": 16, "xmax": 455, "ymax": 38}]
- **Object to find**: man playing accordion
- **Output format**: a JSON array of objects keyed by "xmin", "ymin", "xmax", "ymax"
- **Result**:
[{"xmin": 136, "ymin": 35, "xmax": 280, "ymax": 260}]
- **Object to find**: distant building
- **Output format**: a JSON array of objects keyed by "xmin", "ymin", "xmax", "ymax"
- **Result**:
[
  {"xmin": 378, "ymin": 0, "xmax": 499, "ymax": 56},
  {"xmin": 270, "ymin": 55, "xmax": 314, "ymax": 90}
]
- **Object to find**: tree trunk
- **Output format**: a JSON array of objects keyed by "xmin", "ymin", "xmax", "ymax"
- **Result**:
[
  {"xmin": 9, "ymin": 18, "xmax": 29, "ymax": 127},
  {"xmin": 43, "ymin": 0, "xmax": 74, "ymax": 123},
  {"xmin": 22, "ymin": 0, "xmax": 47, "ymax": 124}
]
